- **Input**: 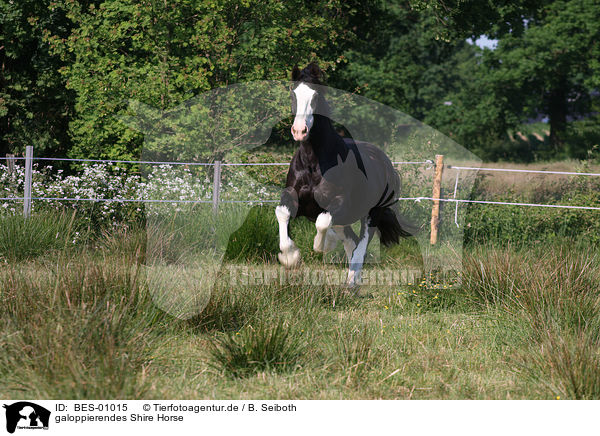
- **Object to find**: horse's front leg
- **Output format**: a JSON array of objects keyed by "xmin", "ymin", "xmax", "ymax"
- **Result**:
[
  {"xmin": 347, "ymin": 217, "xmax": 375, "ymax": 287},
  {"xmin": 276, "ymin": 188, "xmax": 301, "ymax": 268},
  {"xmin": 313, "ymin": 212, "xmax": 337, "ymax": 253}
]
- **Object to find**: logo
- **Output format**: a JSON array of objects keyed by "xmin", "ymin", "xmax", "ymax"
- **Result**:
[{"xmin": 3, "ymin": 402, "xmax": 50, "ymax": 434}]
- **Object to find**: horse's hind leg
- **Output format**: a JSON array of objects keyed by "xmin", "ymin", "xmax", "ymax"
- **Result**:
[
  {"xmin": 333, "ymin": 225, "xmax": 358, "ymax": 263},
  {"xmin": 347, "ymin": 217, "xmax": 376, "ymax": 287},
  {"xmin": 276, "ymin": 188, "xmax": 301, "ymax": 268}
]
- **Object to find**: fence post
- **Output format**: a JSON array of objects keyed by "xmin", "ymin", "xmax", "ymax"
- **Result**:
[
  {"xmin": 6, "ymin": 154, "xmax": 15, "ymax": 175},
  {"xmin": 23, "ymin": 146, "xmax": 33, "ymax": 218},
  {"xmin": 430, "ymin": 154, "xmax": 444, "ymax": 245},
  {"xmin": 212, "ymin": 160, "xmax": 222, "ymax": 214}
]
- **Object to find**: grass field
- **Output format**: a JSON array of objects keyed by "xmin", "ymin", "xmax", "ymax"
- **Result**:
[{"xmin": 2, "ymin": 203, "xmax": 600, "ymax": 400}]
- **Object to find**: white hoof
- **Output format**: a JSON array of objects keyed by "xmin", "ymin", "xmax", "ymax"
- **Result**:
[
  {"xmin": 346, "ymin": 270, "xmax": 361, "ymax": 287},
  {"xmin": 278, "ymin": 246, "xmax": 301, "ymax": 268},
  {"xmin": 278, "ymin": 239, "xmax": 300, "ymax": 268},
  {"xmin": 275, "ymin": 205, "xmax": 291, "ymax": 221}
]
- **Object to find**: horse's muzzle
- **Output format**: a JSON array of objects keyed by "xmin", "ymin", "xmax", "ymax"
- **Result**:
[{"xmin": 291, "ymin": 124, "xmax": 308, "ymax": 142}]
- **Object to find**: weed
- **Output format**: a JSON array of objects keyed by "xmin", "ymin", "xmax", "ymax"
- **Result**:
[{"xmin": 208, "ymin": 319, "xmax": 304, "ymax": 378}]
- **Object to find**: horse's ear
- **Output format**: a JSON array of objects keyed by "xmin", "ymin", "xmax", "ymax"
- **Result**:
[
  {"xmin": 308, "ymin": 63, "xmax": 322, "ymax": 80},
  {"xmin": 291, "ymin": 65, "xmax": 301, "ymax": 81}
]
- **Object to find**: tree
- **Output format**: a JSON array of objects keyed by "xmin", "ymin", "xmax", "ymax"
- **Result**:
[
  {"xmin": 0, "ymin": 0, "xmax": 73, "ymax": 158},
  {"xmin": 46, "ymin": 0, "xmax": 355, "ymax": 160},
  {"xmin": 329, "ymin": 1, "xmax": 468, "ymax": 121},
  {"xmin": 481, "ymin": 0, "xmax": 600, "ymax": 149},
  {"xmin": 408, "ymin": 0, "xmax": 550, "ymax": 40},
  {"xmin": 410, "ymin": 0, "xmax": 600, "ymax": 155}
]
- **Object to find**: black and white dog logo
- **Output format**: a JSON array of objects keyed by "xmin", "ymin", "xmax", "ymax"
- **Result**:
[{"xmin": 3, "ymin": 402, "xmax": 50, "ymax": 434}]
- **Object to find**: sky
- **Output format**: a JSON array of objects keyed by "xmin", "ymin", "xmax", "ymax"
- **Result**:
[{"xmin": 467, "ymin": 35, "xmax": 498, "ymax": 50}]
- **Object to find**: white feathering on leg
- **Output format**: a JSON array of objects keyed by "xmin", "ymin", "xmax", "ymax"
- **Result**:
[
  {"xmin": 313, "ymin": 212, "xmax": 333, "ymax": 252},
  {"xmin": 276, "ymin": 205, "xmax": 301, "ymax": 268}
]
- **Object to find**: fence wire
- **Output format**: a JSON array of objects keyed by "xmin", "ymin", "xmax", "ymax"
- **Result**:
[{"xmin": 2, "ymin": 155, "xmax": 600, "ymax": 216}]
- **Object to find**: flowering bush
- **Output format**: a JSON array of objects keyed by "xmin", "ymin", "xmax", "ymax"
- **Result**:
[{"xmin": 0, "ymin": 162, "xmax": 281, "ymax": 226}]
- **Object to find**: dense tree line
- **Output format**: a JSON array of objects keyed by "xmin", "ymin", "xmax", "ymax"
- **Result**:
[{"xmin": 1, "ymin": 0, "xmax": 599, "ymax": 162}]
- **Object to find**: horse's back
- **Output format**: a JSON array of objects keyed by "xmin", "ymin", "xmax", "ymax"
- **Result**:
[
  {"xmin": 352, "ymin": 140, "xmax": 400, "ymax": 203},
  {"xmin": 312, "ymin": 138, "xmax": 401, "ymax": 225}
]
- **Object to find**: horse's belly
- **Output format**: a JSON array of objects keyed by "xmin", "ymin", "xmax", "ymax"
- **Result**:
[
  {"xmin": 314, "ymin": 182, "xmax": 375, "ymax": 226},
  {"xmin": 297, "ymin": 185, "xmax": 323, "ymax": 221}
]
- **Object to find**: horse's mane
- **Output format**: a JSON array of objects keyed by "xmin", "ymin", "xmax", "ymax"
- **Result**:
[{"xmin": 291, "ymin": 62, "xmax": 325, "ymax": 86}]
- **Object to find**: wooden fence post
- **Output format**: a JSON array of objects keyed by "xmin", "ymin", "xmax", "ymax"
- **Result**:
[
  {"xmin": 23, "ymin": 146, "xmax": 33, "ymax": 218},
  {"xmin": 430, "ymin": 154, "xmax": 444, "ymax": 245},
  {"xmin": 6, "ymin": 154, "xmax": 15, "ymax": 175},
  {"xmin": 212, "ymin": 160, "xmax": 222, "ymax": 214}
]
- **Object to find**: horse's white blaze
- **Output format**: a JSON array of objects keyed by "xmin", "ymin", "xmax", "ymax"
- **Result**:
[
  {"xmin": 291, "ymin": 83, "xmax": 316, "ymax": 141},
  {"xmin": 347, "ymin": 225, "xmax": 370, "ymax": 286},
  {"xmin": 276, "ymin": 205, "xmax": 300, "ymax": 267},
  {"xmin": 313, "ymin": 212, "xmax": 332, "ymax": 252}
]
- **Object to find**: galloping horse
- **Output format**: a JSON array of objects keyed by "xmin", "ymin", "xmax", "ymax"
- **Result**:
[{"xmin": 276, "ymin": 63, "xmax": 415, "ymax": 286}]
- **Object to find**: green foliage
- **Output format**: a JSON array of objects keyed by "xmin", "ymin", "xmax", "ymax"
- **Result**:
[
  {"xmin": 565, "ymin": 116, "xmax": 600, "ymax": 160},
  {"xmin": 464, "ymin": 191, "xmax": 600, "ymax": 246},
  {"xmin": 331, "ymin": 1, "xmax": 468, "ymax": 121},
  {"xmin": 480, "ymin": 0, "xmax": 600, "ymax": 147},
  {"xmin": 45, "ymin": 0, "xmax": 355, "ymax": 160},
  {"xmin": 0, "ymin": 0, "xmax": 73, "ymax": 158},
  {"xmin": 2, "ymin": 0, "xmax": 600, "ymax": 164},
  {"xmin": 417, "ymin": 0, "xmax": 600, "ymax": 158},
  {"xmin": 409, "ymin": 0, "xmax": 549, "ymax": 40}
]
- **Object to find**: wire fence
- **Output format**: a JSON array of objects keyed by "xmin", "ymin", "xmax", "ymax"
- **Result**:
[
  {"xmin": 4, "ymin": 155, "xmax": 431, "ymax": 167},
  {"xmin": 3, "ymin": 148, "xmax": 600, "ymax": 236}
]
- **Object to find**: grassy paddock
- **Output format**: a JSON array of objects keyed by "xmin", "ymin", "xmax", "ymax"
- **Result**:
[{"xmin": 2, "ymin": 206, "xmax": 600, "ymax": 400}]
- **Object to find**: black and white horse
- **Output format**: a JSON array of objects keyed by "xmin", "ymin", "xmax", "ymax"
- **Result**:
[{"xmin": 276, "ymin": 63, "xmax": 415, "ymax": 286}]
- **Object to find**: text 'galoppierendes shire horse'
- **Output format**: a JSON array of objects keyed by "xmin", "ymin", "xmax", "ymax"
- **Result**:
[{"xmin": 276, "ymin": 63, "xmax": 416, "ymax": 287}]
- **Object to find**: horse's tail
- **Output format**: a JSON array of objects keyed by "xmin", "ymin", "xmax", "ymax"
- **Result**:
[{"xmin": 371, "ymin": 207, "xmax": 416, "ymax": 247}]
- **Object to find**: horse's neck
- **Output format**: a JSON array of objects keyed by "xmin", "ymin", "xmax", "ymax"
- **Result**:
[
  {"xmin": 305, "ymin": 115, "xmax": 349, "ymax": 174},
  {"xmin": 309, "ymin": 116, "xmax": 347, "ymax": 160}
]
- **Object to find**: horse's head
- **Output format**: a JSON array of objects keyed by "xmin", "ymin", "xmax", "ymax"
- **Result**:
[{"xmin": 290, "ymin": 63, "xmax": 326, "ymax": 142}]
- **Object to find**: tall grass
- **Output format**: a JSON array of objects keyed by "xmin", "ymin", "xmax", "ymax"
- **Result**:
[
  {"xmin": 208, "ymin": 319, "xmax": 305, "ymax": 378},
  {"xmin": 3, "ymin": 207, "xmax": 600, "ymax": 399},
  {"xmin": 0, "ymin": 245, "xmax": 167, "ymax": 398},
  {"xmin": 0, "ymin": 211, "xmax": 84, "ymax": 262},
  {"xmin": 334, "ymin": 324, "xmax": 376, "ymax": 385},
  {"xmin": 463, "ymin": 243, "xmax": 600, "ymax": 399}
]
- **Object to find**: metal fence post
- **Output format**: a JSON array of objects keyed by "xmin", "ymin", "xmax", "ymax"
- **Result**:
[
  {"xmin": 212, "ymin": 160, "xmax": 222, "ymax": 214},
  {"xmin": 23, "ymin": 146, "xmax": 33, "ymax": 218},
  {"xmin": 430, "ymin": 154, "xmax": 444, "ymax": 245}
]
